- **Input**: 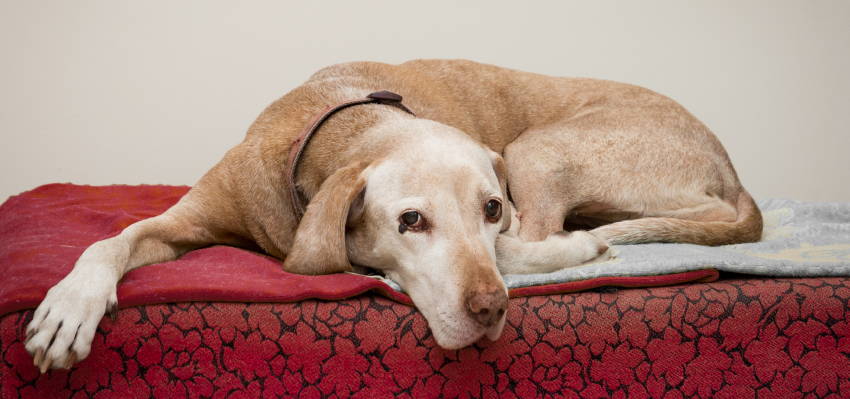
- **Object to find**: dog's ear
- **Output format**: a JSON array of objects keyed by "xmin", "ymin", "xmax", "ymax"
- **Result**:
[
  {"xmin": 284, "ymin": 161, "xmax": 370, "ymax": 275},
  {"xmin": 490, "ymin": 152, "xmax": 512, "ymax": 232}
]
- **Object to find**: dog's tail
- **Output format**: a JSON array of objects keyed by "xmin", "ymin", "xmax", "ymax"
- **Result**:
[{"xmin": 591, "ymin": 190, "xmax": 763, "ymax": 246}]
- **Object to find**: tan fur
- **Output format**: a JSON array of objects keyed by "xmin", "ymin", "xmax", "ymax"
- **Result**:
[
  {"xmin": 284, "ymin": 161, "xmax": 370, "ymax": 275},
  {"xmin": 455, "ymin": 240, "xmax": 506, "ymax": 307},
  {"xmin": 593, "ymin": 190, "xmax": 762, "ymax": 245},
  {"xmin": 26, "ymin": 59, "xmax": 762, "ymax": 370}
]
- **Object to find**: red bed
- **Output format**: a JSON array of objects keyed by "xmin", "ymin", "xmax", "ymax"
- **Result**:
[{"xmin": 2, "ymin": 184, "xmax": 849, "ymax": 398}]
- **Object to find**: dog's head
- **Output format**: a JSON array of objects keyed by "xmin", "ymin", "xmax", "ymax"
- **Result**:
[{"xmin": 285, "ymin": 119, "xmax": 510, "ymax": 349}]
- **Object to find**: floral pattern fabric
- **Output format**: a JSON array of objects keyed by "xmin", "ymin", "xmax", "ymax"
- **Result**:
[{"xmin": 3, "ymin": 276, "xmax": 850, "ymax": 398}]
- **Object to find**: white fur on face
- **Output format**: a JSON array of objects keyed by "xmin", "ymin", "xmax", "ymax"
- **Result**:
[{"xmin": 347, "ymin": 120, "xmax": 508, "ymax": 349}]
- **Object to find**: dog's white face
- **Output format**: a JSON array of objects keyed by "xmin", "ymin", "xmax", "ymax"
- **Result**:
[{"xmin": 346, "ymin": 120, "xmax": 510, "ymax": 349}]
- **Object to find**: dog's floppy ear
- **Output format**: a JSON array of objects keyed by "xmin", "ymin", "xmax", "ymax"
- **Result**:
[
  {"xmin": 490, "ymin": 152, "xmax": 512, "ymax": 232},
  {"xmin": 284, "ymin": 161, "xmax": 369, "ymax": 275}
]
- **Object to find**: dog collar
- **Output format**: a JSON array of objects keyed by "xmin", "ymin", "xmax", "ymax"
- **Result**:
[{"xmin": 287, "ymin": 90, "xmax": 416, "ymax": 218}]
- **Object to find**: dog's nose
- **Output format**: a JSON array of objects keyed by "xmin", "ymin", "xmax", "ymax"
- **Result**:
[{"xmin": 465, "ymin": 289, "xmax": 508, "ymax": 327}]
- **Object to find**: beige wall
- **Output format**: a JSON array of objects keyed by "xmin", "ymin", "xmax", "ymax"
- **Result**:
[{"xmin": 1, "ymin": 1, "xmax": 848, "ymax": 203}]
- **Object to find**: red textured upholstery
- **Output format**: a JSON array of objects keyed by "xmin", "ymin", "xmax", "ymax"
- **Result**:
[{"xmin": 3, "ymin": 277, "xmax": 850, "ymax": 398}]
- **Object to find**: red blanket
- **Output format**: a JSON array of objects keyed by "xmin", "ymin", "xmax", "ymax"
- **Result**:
[{"xmin": 0, "ymin": 184, "xmax": 718, "ymax": 316}]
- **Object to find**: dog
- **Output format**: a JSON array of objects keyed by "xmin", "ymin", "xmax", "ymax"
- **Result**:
[{"xmin": 25, "ymin": 59, "xmax": 762, "ymax": 372}]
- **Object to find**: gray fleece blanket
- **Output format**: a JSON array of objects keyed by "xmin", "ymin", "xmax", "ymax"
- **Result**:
[{"xmin": 377, "ymin": 199, "xmax": 850, "ymax": 291}]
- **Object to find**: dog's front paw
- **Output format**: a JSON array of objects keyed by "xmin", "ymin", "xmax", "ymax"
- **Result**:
[
  {"xmin": 25, "ymin": 271, "xmax": 117, "ymax": 372},
  {"xmin": 553, "ymin": 230, "xmax": 612, "ymax": 264}
]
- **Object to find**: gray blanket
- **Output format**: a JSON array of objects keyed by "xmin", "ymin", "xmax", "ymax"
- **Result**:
[{"xmin": 375, "ymin": 199, "xmax": 850, "ymax": 291}]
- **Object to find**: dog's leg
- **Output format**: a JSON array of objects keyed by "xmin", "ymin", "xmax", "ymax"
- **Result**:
[
  {"xmin": 495, "ymin": 231, "xmax": 611, "ymax": 275},
  {"xmin": 494, "ymin": 204, "xmax": 610, "ymax": 275},
  {"xmin": 502, "ymin": 126, "xmax": 590, "ymax": 242},
  {"xmin": 24, "ymin": 189, "xmax": 233, "ymax": 372},
  {"xmin": 591, "ymin": 190, "xmax": 762, "ymax": 245}
]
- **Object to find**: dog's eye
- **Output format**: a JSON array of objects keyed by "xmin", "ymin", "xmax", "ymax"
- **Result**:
[
  {"xmin": 401, "ymin": 211, "xmax": 420, "ymax": 226},
  {"xmin": 484, "ymin": 199, "xmax": 502, "ymax": 222},
  {"xmin": 399, "ymin": 210, "xmax": 425, "ymax": 233}
]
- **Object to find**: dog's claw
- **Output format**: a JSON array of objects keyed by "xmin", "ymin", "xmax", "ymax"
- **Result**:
[
  {"xmin": 107, "ymin": 303, "xmax": 117, "ymax": 321},
  {"xmin": 63, "ymin": 350, "xmax": 77, "ymax": 370},
  {"xmin": 33, "ymin": 348, "xmax": 44, "ymax": 368},
  {"xmin": 39, "ymin": 356, "xmax": 52, "ymax": 374}
]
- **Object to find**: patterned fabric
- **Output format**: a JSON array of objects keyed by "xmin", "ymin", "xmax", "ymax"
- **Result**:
[{"xmin": 4, "ymin": 276, "xmax": 850, "ymax": 398}]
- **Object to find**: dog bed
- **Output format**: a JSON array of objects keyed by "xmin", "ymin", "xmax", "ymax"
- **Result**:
[{"xmin": 2, "ymin": 184, "xmax": 850, "ymax": 397}]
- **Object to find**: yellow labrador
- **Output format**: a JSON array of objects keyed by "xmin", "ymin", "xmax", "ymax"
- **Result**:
[{"xmin": 25, "ymin": 59, "xmax": 761, "ymax": 371}]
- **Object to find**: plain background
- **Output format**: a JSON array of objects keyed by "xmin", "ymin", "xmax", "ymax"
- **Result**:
[{"xmin": 1, "ymin": 1, "xmax": 848, "ymax": 203}]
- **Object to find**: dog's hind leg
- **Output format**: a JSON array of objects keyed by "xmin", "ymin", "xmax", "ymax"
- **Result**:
[
  {"xmin": 502, "ymin": 125, "xmax": 592, "ymax": 242},
  {"xmin": 591, "ymin": 190, "xmax": 762, "ymax": 245}
]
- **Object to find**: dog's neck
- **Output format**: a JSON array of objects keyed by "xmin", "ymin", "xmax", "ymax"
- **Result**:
[{"xmin": 292, "ymin": 100, "xmax": 418, "ymax": 201}]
